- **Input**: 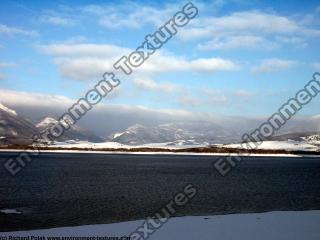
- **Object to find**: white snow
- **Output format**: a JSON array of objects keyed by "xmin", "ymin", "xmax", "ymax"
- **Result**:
[
  {"xmin": 224, "ymin": 140, "xmax": 319, "ymax": 152},
  {"xmin": 40, "ymin": 140, "xmax": 319, "ymax": 155},
  {"xmin": 52, "ymin": 141, "xmax": 129, "ymax": 149},
  {"xmin": 49, "ymin": 140, "xmax": 207, "ymax": 150},
  {"xmin": 113, "ymin": 132, "xmax": 124, "ymax": 138},
  {"xmin": 0, "ymin": 148, "xmax": 307, "ymax": 157},
  {"xmin": 304, "ymin": 135, "xmax": 320, "ymax": 145},
  {"xmin": 36, "ymin": 117, "xmax": 58, "ymax": 128},
  {"xmin": 0, "ymin": 103, "xmax": 17, "ymax": 116},
  {"xmin": 0, "ymin": 209, "xmax": 21, "ymax": 214},
  {"xmin": 1, "ymin": 211, "xmax": 320, "ymax": 240}
]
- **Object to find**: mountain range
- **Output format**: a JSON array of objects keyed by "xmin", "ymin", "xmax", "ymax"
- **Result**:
[
  {"xmin": 0, "ymin": 103, "xmax": 319, "ymax": 147},
  {"xmin": 0, "ymin": 103, "xmax": 102, "ymax": 145}
]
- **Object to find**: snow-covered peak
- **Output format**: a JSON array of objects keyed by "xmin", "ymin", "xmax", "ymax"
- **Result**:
[
  {"xmin": 112, "ymin": 132, "xmax": 125, "ymax": 139},
  {"xmin": 0, "ymin": 103, "xmax": 17, "ymax": 116},
  {"xmin": 127, "ymin": 124, "xmax": 145, "ymax": 132},
  {"xmin": 305, "ymin": 134, "xmax": 320, "ymax": 143},
  {"xmin": 36, "ymin": 117, "xmax": 58, "ymax": 128}
]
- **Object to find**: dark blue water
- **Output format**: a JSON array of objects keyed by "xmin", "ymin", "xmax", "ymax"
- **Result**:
[{"xmin": 0, "ymin": 152, "xmax": 319, "ymax": 231}]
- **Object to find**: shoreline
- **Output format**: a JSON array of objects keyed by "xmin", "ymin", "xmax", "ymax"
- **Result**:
[{"xmin": 1, "ymin": 148, "xmax": 319, "ymax": 157}]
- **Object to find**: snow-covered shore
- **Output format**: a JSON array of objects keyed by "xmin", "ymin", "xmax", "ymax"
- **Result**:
[
  {"xmin": 48, "ymin": 139, "xmax": 320, "ymax": 152},
  {"xmin": 0, "ymin": 148, "xmax": 314, "ymax": 157},
  {"xmin": 224, "ymin": 140, "xmax": 319, "ymax": 152},
  {"xmin": 1, "ymin": 211, "xmax": 320, "ymax": 240}
]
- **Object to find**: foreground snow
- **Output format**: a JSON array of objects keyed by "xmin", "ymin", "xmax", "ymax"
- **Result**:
[{"xmin": 1, "ymin": 211, "xmax": 320, "ymax": 240}]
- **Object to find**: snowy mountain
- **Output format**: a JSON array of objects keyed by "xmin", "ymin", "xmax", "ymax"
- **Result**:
[
  {"xmin": 304, "ymin": 134, "xmax": 320, "ymax": 144},
  {"xmin": 0, "ymin": 103, "xmax": 104, "ymax": 146},
  {"xmin": 36, "ymin": 117, "xmax": 104, "ymax": 143},
  {"xmin": 107, "ymin": 122, "xmax": 241, "ymax": 146},
  {"xmin": 0, "ymin": 103, "xmax": 39, "ymax": 145}
]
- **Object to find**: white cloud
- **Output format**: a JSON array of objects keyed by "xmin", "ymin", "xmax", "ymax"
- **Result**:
[
  {"xmin": 82, "ymin": 3, "xmax": 177, "ymax": 29},
  {"xmin": 132, "ymin": 78, "xmax": 181, "ymax": 93},
  {"xmin": 0, "ymin": 88, "xmax": 74, "ymax": 107},
  {"xmin": 0, "ymin": 24, "xmax": 37, "ymax": 37},
  {"xmin": 180, "ymin": 11, "xmax": 319, "ymax": 51},
  {"xmin": 181, "ymin": 11, "xmax": 318, "ymax": 40},
  {"xmin": 39, "ymin": 43, "xmax": 128, "ymax": 57},
  {"xmin": 39, "ymin": 43, "xmax": 239, "ymax": 80},
  {"xmin": 234, "ymin": 90, "xmax": 253, "ymax": 97},
  {"xmin": 252, "ymin": 58, "xmax": 296, "ymax": 73},
  {"xmin": 178, "ymin": 95, "xmax": 202, "ymax": 107},
  {"xmin": 202, "ymin": 89, "xmax": 228, "ymax": 105},
  {"xmin": 40, "ymin": 16, "xmax": 76, "ymax": 26},
  {"xmin": 197, "ymin": 35, "xmax": 279, "ymax": 51}
]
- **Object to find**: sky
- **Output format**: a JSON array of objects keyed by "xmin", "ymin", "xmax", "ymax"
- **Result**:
[{"xmin": 0, "ymin": 0, "xmax": 320, "ymax": 125}]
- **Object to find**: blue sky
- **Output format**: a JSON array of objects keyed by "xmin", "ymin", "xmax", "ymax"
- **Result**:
[{"xmin": 0, "ymin": 0, "xmax": 320, "ymax": 118}]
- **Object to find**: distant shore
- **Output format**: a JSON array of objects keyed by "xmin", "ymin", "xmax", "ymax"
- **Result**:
[{"xmin": 0, "ymin": 145, "xmax": 319, "ymax": 156}]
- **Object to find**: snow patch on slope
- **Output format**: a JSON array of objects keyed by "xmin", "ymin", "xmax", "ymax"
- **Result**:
[
  {"xmin": 36, "ymin": 117, "xmax": 58, "ymax": 128},
  {"xmin": 0, "ymin": 103, "xmax": 17, "ymax": 116},
  {"xmin": 304, "ymin": 135, "xmax": 320, "ymax": 144}
]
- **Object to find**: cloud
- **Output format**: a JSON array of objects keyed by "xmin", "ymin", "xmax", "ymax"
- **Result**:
[
  {"xmin": 197, "ymin": 35, "xmax": 279, "ymax": 51},
  {"xmin": 180, "ymin": 11, "xmax": 319, "ymax": 51},
  {"xmin": 178, "ymin": 94, "xmax": 202, "ymax": 107},
  {"xmin": 202, "ymin": 89, "xmax": 228, "ymax": 105},
  {"xmin": 0, "ymin": 88, "xmax": 74, "ymax": 107},
  {"xmin": 132, "ymin": 78, "xmax": 182, "ymax": 93},
  {"xmin": 1, "ymin": 88, "xmax": 319, "ymax": 136},
  {"xmin": 252, "ymin": 58, "xmax": 296, "ymax": 73},
  {"xmin": 82, "ymin": 3, "xmax": 177, "ymax": 29},
  {"xmin": 0, "ymin": 24, "xmax": 37, "ymax": 36},
  {"xmin": 0, "ymin": 88, "xmax": 217, "ymax": 135},
  {"xmin": 234, "ymin": 90, "xmax": 253, "ymax": 97},
  {"xmin": 181, "ymin": 11, "xmax": 319, "ymax": 40},
  {"xmin": 40, "ymin": 43, "xmax": 128, "ymax": 57},
  {"xmin": 40, "ymin": 15, "xmax": 76, "ymax": 26},
  {"xmin": 39, "ymin": 43, "xmax": 239, "ymax": 80}
]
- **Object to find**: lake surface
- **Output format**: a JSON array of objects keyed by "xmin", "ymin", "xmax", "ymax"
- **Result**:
[{"xmin": 0, "ymin": 152, "xmax": 319, "ymax": 232}]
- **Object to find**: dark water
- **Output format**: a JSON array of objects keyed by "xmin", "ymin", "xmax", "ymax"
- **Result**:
[{"xmin": 0, "ymin": 152, "xmax": 319, "ymax": 232}]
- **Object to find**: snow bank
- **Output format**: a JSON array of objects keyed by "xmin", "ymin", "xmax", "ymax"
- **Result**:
[{"xmin": 1, "ymin": 211, "xmax": 320, "ymax": 240}]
